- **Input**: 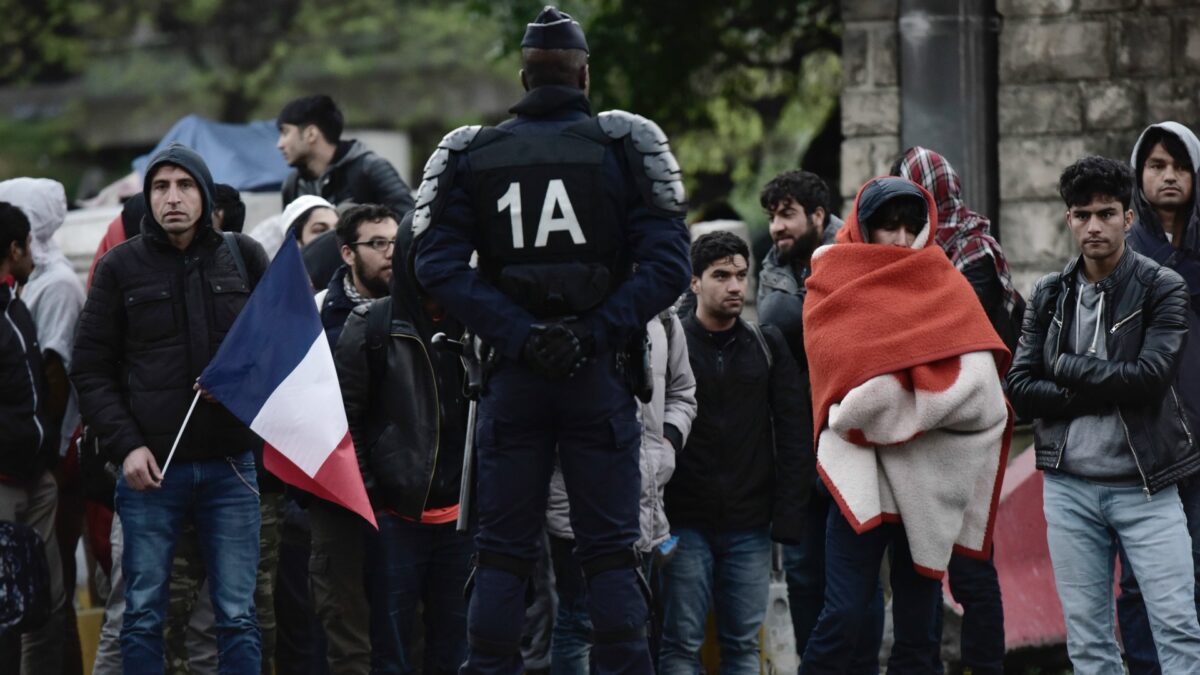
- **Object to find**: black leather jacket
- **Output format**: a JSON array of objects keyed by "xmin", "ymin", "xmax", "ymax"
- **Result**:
[
  {"xmin": 333, "ymin": 222, "xmax": 467, "ymax": 518},
  {"xmin": 281, "ymin": 140, "xmax": 414, "ymax": 217},
  {"xmin": 1007, "ymin": 250, "xmax": 1199, "ymax": 494}
]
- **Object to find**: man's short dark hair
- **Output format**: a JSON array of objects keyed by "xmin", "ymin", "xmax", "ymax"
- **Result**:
[
  {"xmin": 336, "ymin": 204, "xmax": 396, "ymax": 248},
  {"xmin": 277, "ymin": 95, "xmax": 344, "ymax": 144},
  {"xmin": 691, "ymin": 230, "xmax": 749, "ymax": 277},
  {"xmin": 213, "ymin": 183, "xmax": 245, "ymax": 233},
  {"xmin": 864, "ymin": 195, "xmax": 927, "ymax": 232},
  {"xmin": 1058, "ymin": 156, "xmax": 1134, "ymax": 210},
  {"xmin": 0, "ymin": 202, "xmax": 31, "ymax": 256},
  {"xmin": 521, "ymin": 48, "xmax": 588, "ymax": 89},
  {"xmin": 1135, "ymin": 127, "xmax": 1195, "ymax": 185},
  {"xmin": 760, "ymin": 170, "xmax": 830, "ymax": 218}
]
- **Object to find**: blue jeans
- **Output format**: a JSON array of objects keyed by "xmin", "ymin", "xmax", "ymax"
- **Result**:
[
  {"xmin": 782, "ymin": 487, "xmax": 883, "ymax": 674},
  {"xmin": 801, "ymin": 508, "xmax": 941, "ymax": 675},
  {"xmin": 1117, "ymin": 476, "xmax": 1200, "ymax": 675},
  {"xmin": 365, "ymin": 514, "xmax": 473, "ymax": 675},
  {"xmin": 115, "ymin": 452, "xmax": 261, "ymax": 675},
  {"xmin": 658, "ymin": 526, "xmax": 771, "ymax": 675},
  {"xmin": 1043, "ymin": 472, "xmax": 1200, "ymax": 674}
]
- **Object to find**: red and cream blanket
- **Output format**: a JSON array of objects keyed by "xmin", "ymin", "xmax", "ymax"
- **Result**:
[{"xmin": 803, "ymin": 179, "xmax": 1013, "ymax": 579}]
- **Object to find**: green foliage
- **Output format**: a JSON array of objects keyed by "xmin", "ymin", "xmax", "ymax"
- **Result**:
[{"xmin": 0, "ymin": 0, "xmax": 93, "ymax": 83}]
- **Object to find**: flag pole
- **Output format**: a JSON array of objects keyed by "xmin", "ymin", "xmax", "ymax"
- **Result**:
[{"xmin": 161, "ymin": 391, "xmax": 201, "ymax": 478}]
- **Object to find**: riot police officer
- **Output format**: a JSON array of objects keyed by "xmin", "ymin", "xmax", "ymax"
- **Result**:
[{"xmin": 411, "ymin": 7, "xmax": 691, "ymax": 675}]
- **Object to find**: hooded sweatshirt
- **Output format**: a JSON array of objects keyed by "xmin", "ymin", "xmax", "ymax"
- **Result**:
[
  {"xmin": 0, "ymin": 178, "xmax": 86, "ymax": 457},
  {"xmin": 72, "ymin": 143, "xmax": 269, "ymax": 465},
  {"xmin": 1128, "ymin": 122, "xmax": 1200, "ymax": 434}
]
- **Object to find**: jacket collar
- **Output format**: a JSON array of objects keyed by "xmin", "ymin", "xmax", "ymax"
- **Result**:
[
  {"xmin": 1061, "ymin": 247, "xmax": 1136, "ymax": 292},
  {"xmin": 509, "ymin": 85, "xmax": 592, "ymax": 119}
]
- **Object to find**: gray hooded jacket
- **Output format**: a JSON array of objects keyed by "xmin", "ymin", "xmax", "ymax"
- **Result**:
[{"xmin": 545, "ymin": 308, "xmax": 698, "ymax": 551}]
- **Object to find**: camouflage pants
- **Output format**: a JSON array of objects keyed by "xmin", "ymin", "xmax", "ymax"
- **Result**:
[{"xmin": 165, "ymin": 491, "xmax": 283, "ymax": 674}]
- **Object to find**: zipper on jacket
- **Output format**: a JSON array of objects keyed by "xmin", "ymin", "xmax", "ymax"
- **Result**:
[
  {"xmin": 1171, "ymin": 386, "xmax": 1196, "ymax": 449},
  {"xmin": 1116, "ymin": 408, "xmax": 1152, "ymax": 500},
  {"xmin": 1054, "ymin": 424, "xmax": 1069, "ymax": 470},
  {"xmin": 395, "ymin": 330, "xmax": 441, "ymax": 514},
  {"xmin": 1109, "ymin": 309, "xmax": 1142, "ymax": 335}
]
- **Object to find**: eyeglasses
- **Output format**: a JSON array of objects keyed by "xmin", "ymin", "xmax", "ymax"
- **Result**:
[{"xmin": 349, "ymin": 238, "xmax": 396, "ymax": 252}]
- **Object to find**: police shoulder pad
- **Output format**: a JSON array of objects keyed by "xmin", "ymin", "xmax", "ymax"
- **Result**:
[
  {"xmin": 597, "ymin": 111, "xmax": 686, "ymax": 216},
  {"xmin": 411, "ymin": 125, "xmax": 481, "ymax": 240}
]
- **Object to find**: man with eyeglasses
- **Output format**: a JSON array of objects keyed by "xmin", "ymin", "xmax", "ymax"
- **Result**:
[
  {"xmin": 317, "ymin": 204, "xmax": 398, "ymax": 346},
  {"xmin": 306, "ymin": 203, "xmax": 398, "ymax": 673}
]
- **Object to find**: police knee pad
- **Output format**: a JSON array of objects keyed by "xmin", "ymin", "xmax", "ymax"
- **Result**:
[
  {"xmin": 462, "ymin": 550, "xmax": 536, "ymax": 601},
  {"xmin": 581, "ymin": 548, "xmax": 653, "ymax": 644},
  {"xmin": 463, "ymin": 550, "xmax": 538, "ymax": 658}
]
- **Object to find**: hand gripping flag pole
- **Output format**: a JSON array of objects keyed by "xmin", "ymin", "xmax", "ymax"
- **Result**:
[{"xmin": 160, "ymin": 390, "xmax": 201, "ymax": 478}]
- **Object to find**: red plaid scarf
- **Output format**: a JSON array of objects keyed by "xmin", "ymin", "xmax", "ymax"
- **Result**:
[{"xmin": 897, "ymin": 147, "xmax": 1018, "ymax": 314}]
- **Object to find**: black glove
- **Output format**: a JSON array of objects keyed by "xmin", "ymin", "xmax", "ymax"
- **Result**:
[{"xmin": 522, "ymin": 321, "xmax": 594, "ymax": 379}]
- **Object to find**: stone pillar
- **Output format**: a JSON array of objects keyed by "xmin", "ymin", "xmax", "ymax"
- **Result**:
[{"xmin": 840, "ymin": 0, "xmax": 902, "ymax": 203}]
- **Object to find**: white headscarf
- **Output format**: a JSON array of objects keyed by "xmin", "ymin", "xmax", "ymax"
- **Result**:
[{"xmin": 0, "ymin": 177, "xmax": 69, "ymax": 267}]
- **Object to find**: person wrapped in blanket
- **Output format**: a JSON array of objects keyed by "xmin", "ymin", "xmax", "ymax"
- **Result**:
[{"xmin": 797, "ymin": 176, "xmax": 1013, "ymax": 675}]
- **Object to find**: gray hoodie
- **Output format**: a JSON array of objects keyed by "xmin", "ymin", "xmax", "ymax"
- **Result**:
[{"xmin": 545, "ymin": 309, "xmax": 698, "ymax": 551}]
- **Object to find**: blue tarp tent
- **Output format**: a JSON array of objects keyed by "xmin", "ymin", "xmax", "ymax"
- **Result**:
[{"xmin": 133, "ymin": 115, "xmax": 290, "ymax": 192}]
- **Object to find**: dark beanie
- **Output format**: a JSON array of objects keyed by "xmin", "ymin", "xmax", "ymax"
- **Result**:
[
  {"xmin": 856, "ymin": 177, "xmax": 927, "ymax": 226},
  {"xmin": 521, "ymin": 6, "xmax": 588, "ymax": 53}
]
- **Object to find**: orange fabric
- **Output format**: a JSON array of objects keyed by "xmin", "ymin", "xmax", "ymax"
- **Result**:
[
  {"xmin": 87, "ymin": 216, "xmax": 128, "ymax": 289},
  {"xmin": 804, "ymin": 178, "xmax": 1010, "ymax": 445},
  {"xmin": 385, "ymin": 504, "xmax": 460, "ymax": 525},
  {"xmin": 417, "ymin": 505, "xmax": 460, "ymax": 525}
]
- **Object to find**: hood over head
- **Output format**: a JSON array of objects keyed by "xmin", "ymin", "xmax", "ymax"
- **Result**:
[
  {"xmin": 838, "ymin": 176, "xmax": 938, "ymax": 249},
  {"xmin": 281, "ymin": 194, "xmax": 336, "ymax": 240},
  {"xmin": 894, "ymin": 146, "xmax": 1020, "ymax": 314},
  {"xmin": 1130, "ymin": 121, "xmax": 1200, "ymax": 255},
  {"xmin": 0, "ymin": 177, "xmax": 68, "ymax": 266},
  {"xmin": 141, "ymin": 143, "xmax": 216, "ymax": 239}
]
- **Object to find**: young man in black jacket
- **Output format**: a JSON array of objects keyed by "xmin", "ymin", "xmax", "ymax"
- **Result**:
[
  {"xmin": 0, "ymin": 201, "xmax": 67, "ymax": 674},
  {"xmin": 334, "ymin": 210, "xmax": 470, "ymax": 674},
  {"xmin": 276, "ymin": 95, "xmax": 415, "ymax": 290},
  {"xmin": 660, "ymin": 230, "xmax": 810, "ymax": 675},
  {"xmin": 72, "ymin": 144, "xmax": 270, "ymax": 674},
  {"xmin": 1118, "ymin": 121, "xmax": 1200, "ymax": 674},
  {"xmin": 1007, "ymin": 156, "xmax": 1200, "ymax": 673}
]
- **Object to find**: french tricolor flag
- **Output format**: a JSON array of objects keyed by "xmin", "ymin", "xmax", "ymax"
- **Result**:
[{"xmin": 198, "ymin": 237, "xmax": 377, "ymax": 527}]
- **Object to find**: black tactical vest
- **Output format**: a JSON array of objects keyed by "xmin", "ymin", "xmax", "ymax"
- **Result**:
[{"xmin": 464, "ymin": 122, "xmax": 625, "ymax": 319}]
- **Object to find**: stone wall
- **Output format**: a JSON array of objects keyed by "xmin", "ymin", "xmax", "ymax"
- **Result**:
[
  {"xmin": 840, "ymin": 0, "xmax": 1200, "ymax": 295},
  {"xmin": 840, "ymin": 1, "xmax": 902, "ymax": 203},
  {"xmin": 997, "ymin": 0, "xmax": 1200, "ymax": 294}
]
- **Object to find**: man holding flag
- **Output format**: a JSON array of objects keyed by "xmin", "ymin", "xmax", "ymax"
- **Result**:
[{"xmin": 72, "ymin": 144, "xmax": 270, "ymax": 674}]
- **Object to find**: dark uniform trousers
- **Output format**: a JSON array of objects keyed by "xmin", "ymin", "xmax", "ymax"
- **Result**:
[{"xmin": 466, "ymin": 355, "xmax": 651, "ymax": 675}]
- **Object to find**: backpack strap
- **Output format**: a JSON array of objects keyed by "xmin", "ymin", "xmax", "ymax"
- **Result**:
[
  {"xmin": 745, "ymin": 320, "xmax": 773, "ymax": 369},
  {"xmin": 658, "ymin": 307, "xmax": 675, "ymax": 344},
  {"xmin": 365, "ymin": 297, "xmax": 392, "ymax": 380},
  {"xmin": 221, "ymin": 232, "xmax": 248, "ymax": 285}
]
